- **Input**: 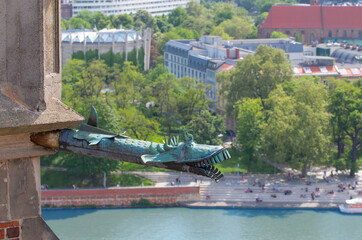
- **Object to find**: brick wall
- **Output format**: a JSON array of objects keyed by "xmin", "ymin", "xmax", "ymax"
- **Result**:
[
  {"xmin": 41, "ymin": 187, "xmax": 200, "ymax": 207},
  {"xmin": 0, "ymin": 221, "xmax": 20, "ymax": 240}
]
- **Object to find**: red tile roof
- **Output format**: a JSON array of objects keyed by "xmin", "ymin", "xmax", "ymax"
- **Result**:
[
  {"xmin": 261, "ymin": 5, "xmax": 362, "ymax": 29},
  {"xmin": 323, "ymin": 6, "xmax": 362, "ymax": 28},
  {"xmin": 293, "ymin": 65, "xmax": 338, "ymax": 76},
  {"xmin": 216, "ymin": 63, "xmax": 235, "ymax": 72}
]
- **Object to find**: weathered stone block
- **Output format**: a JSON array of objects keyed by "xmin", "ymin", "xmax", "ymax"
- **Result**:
[
  {"xmin": 0, "ymin": 205, "xmax": 8, "ymax": 222},
  {"xmin": 0, "ymin": 161, "xmax": 7, "ymax": 205},
  {"xmin": 8, "ymin": 158, "xmax": 40, "ymax": 219},
  {"xmin": 22, "ymin": 217, "xmax": 59, "ymax": 240},
  {"xmin": 0, "ymin": 160, "xmax": 8, "ymax": 221}
]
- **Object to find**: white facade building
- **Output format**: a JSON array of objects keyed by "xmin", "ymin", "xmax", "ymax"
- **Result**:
[
  {"xmin": 61, "ymin": 27, "xmax": 152, "ymax": 70},
  {"xmin": 72, "ymin": 0, "xmax": 198, "ymax": 16}
]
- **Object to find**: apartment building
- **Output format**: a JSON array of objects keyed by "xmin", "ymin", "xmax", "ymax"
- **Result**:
[
  {"xmin": 72, "ymin": 0, "xmax": 198, "ymax": 16},
  {"xmin": 164, "ymin": 36, "xmax": 303, "ymax": 106}
]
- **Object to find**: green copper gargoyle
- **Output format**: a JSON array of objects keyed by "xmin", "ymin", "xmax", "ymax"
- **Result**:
[{"xmin": 31, "ymin": 106, "xmax": 230, "ymax": 182}]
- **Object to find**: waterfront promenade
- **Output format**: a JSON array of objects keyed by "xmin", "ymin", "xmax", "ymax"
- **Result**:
[{"xmin": 134, "ymin": 168, "xmax": 362, "ymax": 208}]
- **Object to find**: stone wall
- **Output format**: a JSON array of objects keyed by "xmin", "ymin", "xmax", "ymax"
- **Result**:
[{"xmin": 41, "ymin": 187, "xmax": 200, "ymax": 207}]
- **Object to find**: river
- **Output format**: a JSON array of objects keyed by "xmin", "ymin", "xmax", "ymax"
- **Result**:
[{"xmin": 43, "ymin": 208, "xmax": 362, "ymax": 240}]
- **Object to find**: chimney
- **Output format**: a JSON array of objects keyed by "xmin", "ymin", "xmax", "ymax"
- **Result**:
[
  {"xmin": 236, "ymin": 49, "xmax": 240, "ymax": 59},
  {"xmin": 226, "ymin": 48, "xmax": 230, "ymax": 59}
]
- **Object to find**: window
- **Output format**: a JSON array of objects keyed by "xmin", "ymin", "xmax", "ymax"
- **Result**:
[
  {"xmin": 343, "ymin": 30, "xmax": 347, "ymax": 38},
  {"xmin": 328, "ymin": 31, "xmax": 332, "ymax": 38}
]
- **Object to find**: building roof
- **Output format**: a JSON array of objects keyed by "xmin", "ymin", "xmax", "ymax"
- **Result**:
[
  {"xmin": 261, "ymin": 5, "xmax": 362, "ymax": 29},
  {"xmin": 293, "ymin": 65, "xmax": 339, "ymax": 76},
  {"xmin": 61, "ymin": 29, "xmax": 141, "ymax": 43},
  {"xmin": 216, "ymin": 63, "xmax": 235, "ymax": 72},
  {"xmin": 336, "ymin": 65, "xmax": 362, "ymax": 77}
]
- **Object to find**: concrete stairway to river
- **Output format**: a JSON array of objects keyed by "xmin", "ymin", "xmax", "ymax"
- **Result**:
[{"xmin": 132, "ymin": 171, "xmax": 362, "ymax": 206}]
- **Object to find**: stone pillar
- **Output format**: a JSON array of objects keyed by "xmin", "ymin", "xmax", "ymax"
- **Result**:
[
  {"xmin": 143, "ymin": 28, "xmax": 152, "ymax": 71},
  {"xmin": 0, "ymin": 1, "xmax": 83, "ymax": 239}
]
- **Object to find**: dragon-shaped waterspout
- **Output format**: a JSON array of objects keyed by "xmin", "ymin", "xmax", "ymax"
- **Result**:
[{"xmin": 31, "ymin": 106, "xmax": 230, "ymax": 182}]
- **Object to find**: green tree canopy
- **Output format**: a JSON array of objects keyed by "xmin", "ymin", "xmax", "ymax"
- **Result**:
[
  {"xmin": 263, "ymin": 80, "xmax": 330, "ymax": 176},
  {"xmin": 222, "ymin": 45, "xmax": 292, "ymax": 112},
  {"xmin": 329, "ymin": 81, "xmax": 362, "ymax": 176},
  {"xmin": 236, "ymin": 98, "xmax": 264, "ymax": 172},
  {"xmin": 219, "ymin": 16, "xmax": 252, "ymax": 39},
  {"xmin": 186, "ymin": 110, "xmax": 225, "ymax": 145},
  {"xmin": 271, "ymin": 31, "xmax": 288, "ymax": 39},
  {"xmin": 168, "ymin": 7, "xmax": 188, "ymax": 27}
]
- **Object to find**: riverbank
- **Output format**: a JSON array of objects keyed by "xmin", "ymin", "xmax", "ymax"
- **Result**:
[{"xmin": 41, "ymin": 169, "xmax": 362, "ymax": 209}]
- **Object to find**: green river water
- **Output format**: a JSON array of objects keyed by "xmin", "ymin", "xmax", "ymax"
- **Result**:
[{"xmin": 43, "ymin": 208, "xmax": 362, "ymax": 240}]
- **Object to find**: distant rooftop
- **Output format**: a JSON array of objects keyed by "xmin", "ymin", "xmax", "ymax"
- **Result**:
[
  {"xmin": 261, "ymin": 5, "xmax": 362, "ymax": 29},
  {"xmin": 61, "ymin": 28, "xmax": 141, "ymax": 43}
]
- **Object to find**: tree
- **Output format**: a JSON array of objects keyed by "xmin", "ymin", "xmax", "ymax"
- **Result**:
[
  {"xmin": 329, "ymin": 82, "xmax": 362, "ymax": 176},
  {"xmin": 168, "ymin": 7, "xmax": 188, "ymax": 27},
  {"xmin": 114, "ymin": 14, "xmax": 133, "ymax": 28},
  {"xmin": 294, "ymin": 32, "xmax": 304, "ymax": 43},
  {"xmin": 62, "ymin": 59, "xmax": 86, "ymax": 84},
  {"xmin": 79, "ymin": 59, "xmax": 108, "ymax": 97},
  {"xmin": 76, "ymin": 10, "xmax": 94, "ymax": 25},
  {"xmin": 151, "ymin": 73, "xmax": 180, "ymax": 135},
  {"xmin": 61, "ymin": 19, "xmax": 69, "ymax": 30},
  {"xmin": 263, "ymin": 80, "xmax": 330, "ymax": 177},
  {"xmin": 219, "ymin": 16, "xmax": 253, "ymax": 39},
  {"xmin": 134, "ymin": 10, "xmax": 155, "ymax": 29},
  {"xmin": 186, "ymin": 110, "xmax": 225, "ymax": 145},
  {"xmin": 224, "ymin": 45, "xmax": 292, "ymax": 111},
  {"xmin": 236, "ymin": 98, "xmax": 264, "ymax": 172},
  {"xmin": 92, "ymin": 12, "xmax": 111, "ymax": 29},
  {"xmin": 118, "ymin": 107, "xmax": 160, "ymax": 141},
  {"xmin": 210, "ymin": 26, "xmax": 233, "ymax": 40},
  {"xmin": 112, "ymin": 62, "xmax": 144, "ymax": 109},
  {"xmin": 69, "ymin": 17, "xmax": 91, "ymax": 29},
  {"xmin": 236, "ymin": 0, "xmax": 257, "ymax": 12},
  {"xmin": 176, "ymin": 77, "xmax": 211, "ymax": 124},
  {"xmin": 271, "ymin": 31, "xmax": 288, "ymax": 39},
  {"xmin": 255, "ymin": 12, "xmax": 268, "ymax": 26}
]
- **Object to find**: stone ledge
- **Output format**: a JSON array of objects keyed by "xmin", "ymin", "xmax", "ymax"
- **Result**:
[
  {"xmin": 0, "ymin": 94, "xmax": 84, "ymax": 136},
  {"xmin": 0, "ymin": 134, "xmax": 55, "ymax": 161}
]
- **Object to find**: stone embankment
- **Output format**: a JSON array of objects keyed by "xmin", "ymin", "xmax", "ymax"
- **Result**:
[
  {"xmin": 41, "ymin": 169, "xmax": 362, "ymax": 209},
  {"xmin": 41, "ymin": 186, "xmax": 199, "ymax": 208}
]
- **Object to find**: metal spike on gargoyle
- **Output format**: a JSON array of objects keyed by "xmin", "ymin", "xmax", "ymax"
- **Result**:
[
  {"xmin": 87, "ymin": 105, "xmax": 98, "ymax": 127},
  {"xmin": 149, "ymin": 144, "xmax": 158, "ymax": 155},
  {"xmin": 157, "ymin": 144, "xmax": 165, "ymax": 153}
]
